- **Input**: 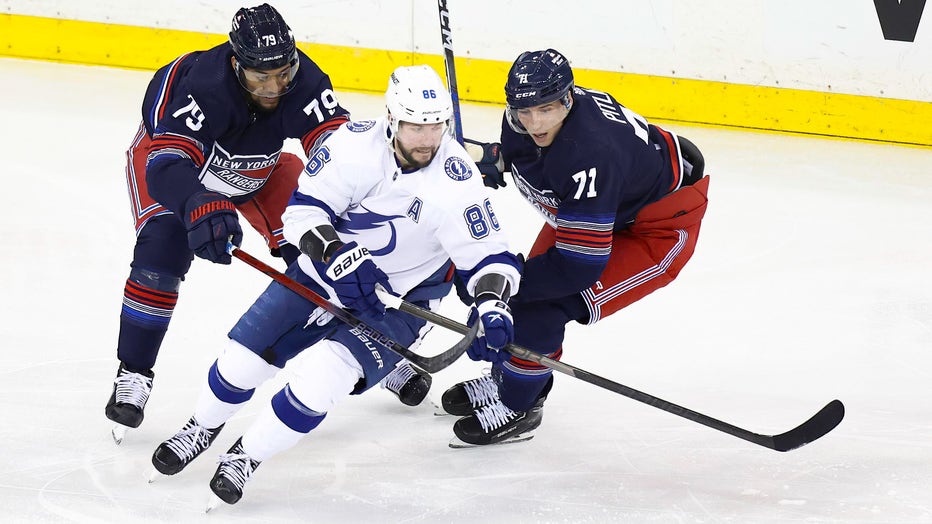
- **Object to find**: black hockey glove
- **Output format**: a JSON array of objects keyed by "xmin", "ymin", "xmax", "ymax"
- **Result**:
[
  {"xmin": 464, "ymin": 138, "xmax": 507, "ymax": 189},
  {"xmin": 182, "ymin": 190, "xmax": 243, "ymax": 264}
]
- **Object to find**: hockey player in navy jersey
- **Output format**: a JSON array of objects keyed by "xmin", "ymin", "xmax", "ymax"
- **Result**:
[
  {"xmin": 444, "ymin": 49, "xmax": 710, "ymax": 446},
  {"xmin": 105, "ymin": 4, "xmax": 430, "ymax": 442},
  {"xmin": 148, "ymin": 65, "xmax": 522, "ymax": 506}
]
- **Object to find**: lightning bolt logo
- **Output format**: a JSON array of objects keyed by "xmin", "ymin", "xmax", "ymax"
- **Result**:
[{"xmin": 334, "ymin": 205, "xmax": 404, "ymax": 256}]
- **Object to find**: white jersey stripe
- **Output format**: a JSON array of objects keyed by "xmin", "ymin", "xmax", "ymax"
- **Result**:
[{"xmin": 581, "ymin": 229, "xmax": 688, "ymax": 324}]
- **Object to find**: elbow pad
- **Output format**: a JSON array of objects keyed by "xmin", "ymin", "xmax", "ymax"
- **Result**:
[
  {"xmin": 298, "ymin": 225, "xmax": 343, "ymax": 262},
  {"xmin": 473, "ymin": 272, "xmax": 512, "ymax": 304}
]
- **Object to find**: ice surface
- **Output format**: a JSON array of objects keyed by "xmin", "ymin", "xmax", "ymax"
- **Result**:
[{"xmin": 1, "ymin": 58, "xmax": 930, "ymax": 523}]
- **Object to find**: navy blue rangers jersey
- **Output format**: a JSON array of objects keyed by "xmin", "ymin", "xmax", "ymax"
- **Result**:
[
  {"xmin": 140, "ymin": 43, "xmax": 349, "ymax": 216},
  {"xmin": 501, "ymin": 85, "xmax": 686, "ymax": 302}
]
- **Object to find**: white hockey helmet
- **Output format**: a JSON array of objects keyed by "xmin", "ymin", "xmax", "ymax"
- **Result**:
[{"xmin": 385, "ymin": 65, "xmax": 453, "ymax": 139}]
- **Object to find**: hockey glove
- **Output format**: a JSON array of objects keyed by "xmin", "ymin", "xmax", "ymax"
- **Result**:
[
  {"xmin": 183, "ymin": 191, "xmax": 243, "ymax": 264},
  {"xmin": 323, "ymin": 241, "xmax": 392, "ymax": 320},
  {"xmin": 464, "ymin": 138, "xmax": 507, "ymax": 189},
  {"xmin": 465, "ymin": 300, "xmax": 514, "ymax": 364}
]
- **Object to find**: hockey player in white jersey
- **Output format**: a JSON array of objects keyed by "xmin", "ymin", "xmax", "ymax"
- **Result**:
[{"xmin": 150, "ymin": 64, "xmax": 522, "ymax": 507}]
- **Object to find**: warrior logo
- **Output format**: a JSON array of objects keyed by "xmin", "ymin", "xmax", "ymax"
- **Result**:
[{"xmin": 200, "ymin": 143, "xmax": 280, "ymax": 196}]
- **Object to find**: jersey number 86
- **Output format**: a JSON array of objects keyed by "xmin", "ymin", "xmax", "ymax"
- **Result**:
[{"xmin": 463, "ymin": 198, "xmax": 500, "ymax": 239}]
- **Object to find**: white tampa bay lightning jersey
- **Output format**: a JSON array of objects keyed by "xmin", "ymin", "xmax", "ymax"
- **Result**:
[{"xmin": 283, "ymin": 117, "xmax": 520, "ymax": 301}]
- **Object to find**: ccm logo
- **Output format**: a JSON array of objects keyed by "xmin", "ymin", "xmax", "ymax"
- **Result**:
[{"xmin": 515, "ymin": 91, "xmax": 537, "ymax": 99}]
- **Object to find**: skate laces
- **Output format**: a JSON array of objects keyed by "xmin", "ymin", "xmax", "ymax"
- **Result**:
[
  {"xmin": 216, "ymin": 444, "xmax": 259, "ymax": 491},
  {"xmin": 381, "ymin": 363, "xmax": 417, "ymax": 394},
  {"xmin": 474, "ymin": 400, "xmax": 518, "ymax": 432},
  {"xmin": 463, "ymin": 374, "xmax": 498, "ymax": 409},
  {"xmin": 113, "ymin": 369, "xmax": 153, "ymax": 407},
  {"xmin": 165, "ymin": 419, "xmax": 216, "ymax": 461}
]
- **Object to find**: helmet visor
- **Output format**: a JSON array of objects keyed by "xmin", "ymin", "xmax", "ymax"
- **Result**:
[
  {"xmin": 505, "ymin": 90, "xmax": 572, "ymax": 135},
  {"xmin": 235, "ymin": 53, "xmax": 299, "ymax": 98}
]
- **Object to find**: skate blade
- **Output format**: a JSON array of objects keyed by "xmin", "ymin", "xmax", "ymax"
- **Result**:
[
  {"xmin": 431, "ymin": 401, "xmax": 474, "ymax": 417},
  {"xmin": 448, "ymin": 431, "xmax": 535, "ymax": 449},
  {"xmin": 430, "ymin": 400, "xmax": 453, "ymax": 416},
  {"xmin": 147, "ymin": 469, "xmax": 163, "ymax": 484},
  {"xmin": 205, "ymin": 494, "xmax": 223, "ymax": 513},
  {"xmin": 111, "ymin": 424, "xmax": 130, "ymax": 445}
]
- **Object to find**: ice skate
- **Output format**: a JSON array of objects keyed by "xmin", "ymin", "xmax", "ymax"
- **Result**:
[
  {"xmin": 150, "ymin": 417, "xmax": 225, "ymax": 479},
  {"xmin": 105, "ymin": 363, "xmax": 154, "ymax": 444},
  {"xmin": 208, "ymin": 437, "xmax": 261, "ymax": 507},
  {"xmin": 381, "ymin": 361, "xmax": 432, "ymax": 406},
  {"xmin": 440, "ymin": 372, "xmax": 498, "ymax": 416},
  {"xmin": 449, "ymin": 397, "xmax": 544, "ymax": 448}
]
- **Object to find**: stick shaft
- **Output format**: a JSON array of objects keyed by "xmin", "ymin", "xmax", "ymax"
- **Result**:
[
  {"xmin": 374, "ymin": 290, "xmax": 844, "ymax": 451},
  {"xmin": 437, "ymin": 0, "xmax": 464, "ymax": 144},
  {"xmin": 231, "ymin": 248, "xmax": 466, "ymax": 373}
]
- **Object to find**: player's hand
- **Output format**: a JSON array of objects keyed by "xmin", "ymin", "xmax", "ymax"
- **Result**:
[
  {"xmin": 323, "ymin": 241, "xmax": 391, "ymax": 319},
  {"xmin": 465, "ymin": 300, "xmax": 513, "ymax": 363},
  {"xmin": 464, "ymin": 138, "xmax": 506, "ymax": 189},
  {"xmin": 183, "ymin": 191, "xmax": 243, "ymax": 264}
]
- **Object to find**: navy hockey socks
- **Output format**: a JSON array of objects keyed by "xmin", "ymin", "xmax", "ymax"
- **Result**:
[{"xmin": 117, "ymin": 275, "xmax": 179, "ymax": 370}]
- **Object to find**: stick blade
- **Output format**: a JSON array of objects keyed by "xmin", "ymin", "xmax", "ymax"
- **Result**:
[
  {"xmin": 414, "ymin": 321, "xmax": 478, "ymax": 373},
  {"xmin": 770, "ymin": 399, "xmax": 845, "ymax": 452}
]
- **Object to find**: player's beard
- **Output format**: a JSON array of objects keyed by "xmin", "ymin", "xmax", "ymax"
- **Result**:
[
  {"xmin": 395, "ymin": 141, "xmax": 439, "ymax": 170},
  {"xmin": 240, "ymin": 87, "xmax": 282, "ymax": 114},
  {"xmin": 249, "ymin": 93, "xmax": 281, "ymax": 113}
]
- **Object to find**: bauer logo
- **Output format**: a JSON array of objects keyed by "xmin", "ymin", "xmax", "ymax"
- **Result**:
[
  {"xmin": 201, "ymin": 143, "xmax": 279, "ymax": 195},
  {"xmin": 444, "ymin": 157, "xmax": 472, "ymax": 181},
  {"xmin": 346, "ymin": 120, "xmax": 376, "ymax": 133}
]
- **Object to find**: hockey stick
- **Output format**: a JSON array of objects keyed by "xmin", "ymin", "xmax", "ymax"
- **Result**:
[
  {"xmin": 230, "ymin": 248, "xmax": 474, "ymax": 373},
  {"xmin": 437, "ymin": 0, "xmax": 464, "ymax": 144},
  {"xmin": 374, "ymin": 288, "xmax": 845, "ymax": 452}
]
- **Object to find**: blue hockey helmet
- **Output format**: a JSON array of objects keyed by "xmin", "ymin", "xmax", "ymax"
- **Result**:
[
  {"xmin": 505, "ymin": 49, "xmax": 574, "ymax": 109},
  {"xmin": 504, "ymin": 49, "xmax": 574, "ymax": 133},
  {"xmin": 229, "ymin": 4, "xmax": 298, "ymax": 71}
]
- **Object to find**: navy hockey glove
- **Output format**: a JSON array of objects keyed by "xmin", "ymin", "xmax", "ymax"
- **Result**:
[
  {"xmin": 183, "ymin": 191, "xmax": 243, "ymax": 264},
  {"xmin": 465, "ymin": 300, "xmax": 514, "ymax": 364},
  {"xmin": 323, "ymin": 242, "xmax": 392, "ymax": 320},
  {"xmin": 464, "ymin": 138, "xmax": 506, "ymax": 189}
]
